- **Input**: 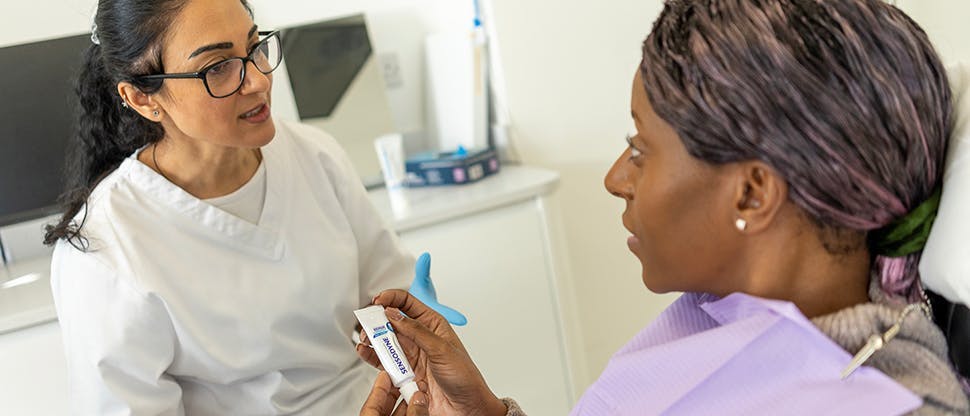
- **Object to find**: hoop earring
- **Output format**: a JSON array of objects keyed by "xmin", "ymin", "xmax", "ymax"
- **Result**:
[{"xmin": 735, "ymin": 218, "xmax": 747, "ymax": 232}]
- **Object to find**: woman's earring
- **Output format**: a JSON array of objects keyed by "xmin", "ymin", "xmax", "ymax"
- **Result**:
[
  {"xmin": 121, "ymin": 101, "xmax": 129, "ymax": 109},
  {"xmin": 735, "ymin": 218, "xmax": 747, "ymax": 232},
  {"xmin": 152, "ymin": 110, "xmax": 160, "ymax": 117}
]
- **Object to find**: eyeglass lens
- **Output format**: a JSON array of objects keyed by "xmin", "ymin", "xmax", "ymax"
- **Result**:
[{"xmin": 205, "ymin": 34, "xmax": 282, "ymax": 97}]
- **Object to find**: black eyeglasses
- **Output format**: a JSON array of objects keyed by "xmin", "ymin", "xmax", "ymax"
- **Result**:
[{"xmin": 138, "ymin": 30, "xmax": 282, "ymax": 98}]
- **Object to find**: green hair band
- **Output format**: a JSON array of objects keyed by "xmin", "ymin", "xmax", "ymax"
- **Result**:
[{"xmin": 871, "ymin": 187, "xmax": 942, "ymax": 258}]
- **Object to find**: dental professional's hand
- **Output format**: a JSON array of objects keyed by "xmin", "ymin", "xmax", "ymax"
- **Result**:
[{"xmin": 356, "ymin": 290, "xmax": 507, "ymax": 416}]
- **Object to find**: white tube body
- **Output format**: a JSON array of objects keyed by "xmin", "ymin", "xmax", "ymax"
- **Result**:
[{"xmin": 354, "ymin": 305, "xmax": 420, "ymax": 403}]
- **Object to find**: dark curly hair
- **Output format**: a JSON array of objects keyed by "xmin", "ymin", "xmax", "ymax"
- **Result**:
[
  {"xmin": 641, "ymin": 0, "xmax": 951, "ymax": 301},
  {"xmin": 44, "ymin": 0, "xmax": 252, "ymax": 248}
]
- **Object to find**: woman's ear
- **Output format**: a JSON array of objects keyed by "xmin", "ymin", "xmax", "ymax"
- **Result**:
[
  {"xmin": 117, "ymin": 82, "xmax": 165, "ymax": 122},
  {"xmin": 731, "ymin": 161, "xmax": 787, "ymax": 233}
]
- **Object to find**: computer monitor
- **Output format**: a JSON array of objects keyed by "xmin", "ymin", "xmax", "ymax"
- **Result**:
[
  {"xmin": 278, "ymin": 15, "xmax": 397, "ymax": 186},
  {"xmin": 0, "ymin": 33, "xmax": 89, "ymax": 228}
]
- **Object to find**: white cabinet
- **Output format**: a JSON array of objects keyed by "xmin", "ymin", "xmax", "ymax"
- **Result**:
[
  {"xmin": 0, "ymin": 255, "xmax": 67, "ymax": 415},
  {"xmin": 0, "ymin": 321, "xmax": 67, "ymax": 415},
  {"xmin": 369, "ymin": 166, "xmax": 583, "ymax": 415},
  {"xmin": 398, "ymin": 196, "xmax": 574, "ymax": 414}
]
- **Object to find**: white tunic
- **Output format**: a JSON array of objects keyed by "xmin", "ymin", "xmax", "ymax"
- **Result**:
[{"xmin": 50, "ymin": 121, "xmax": 413, "ymax": 415}]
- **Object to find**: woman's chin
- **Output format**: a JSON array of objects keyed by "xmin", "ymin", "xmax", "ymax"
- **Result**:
[
  {"xmin": 249, "ymin": 118, "xmax": 276, "ymax": 147},
  {"xmin": 640, "ymin": 271, "xmax": 674, "ymax": 294}
]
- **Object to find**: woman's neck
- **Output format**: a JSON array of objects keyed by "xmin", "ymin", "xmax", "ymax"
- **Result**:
[
  {"xmin": 751, "ymin": 246, "xmax": 871, "ymax": 318},
  {"xmin": 138, "ymin": 137, "xmax": 262, "ymax": 200},
  {"xmin": 731, "ymin": 210, "xmax": 872, "ymax": 318}
]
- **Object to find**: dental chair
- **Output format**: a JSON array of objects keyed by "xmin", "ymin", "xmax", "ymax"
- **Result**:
[
  {"xmin": 927, "ymin": 291, "xmax": 970, "ymax": 379},
  {"xmin": 920, "ymin": 63, "xmax": 970, "ymax": 381}
]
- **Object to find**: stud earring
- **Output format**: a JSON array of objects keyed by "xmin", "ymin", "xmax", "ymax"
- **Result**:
[
  {"xmin": 152, "ymin": 110, "xmax": 160, "ymax": 117},
  {"xmin": 121, "ymin": 101, "xmax": 129, "ymax": 109},
  {"xmin": 735, "ymin": 218, "xmax": 747, "ymax": 231}
]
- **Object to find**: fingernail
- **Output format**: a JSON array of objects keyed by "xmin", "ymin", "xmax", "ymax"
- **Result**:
[
  {"xmin": 360, "ymin": 333, "xmax": 371, "ymax": 346},
  {"xmin": 386, "ymin": 307, "xmax": 405, "ymax": 321},
  {"xmin": 412, "ymin": 391, "xmax": 428, "ymax": 406}
]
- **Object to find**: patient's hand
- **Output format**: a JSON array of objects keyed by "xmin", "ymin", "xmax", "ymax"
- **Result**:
[
  {"xmin": 360, "ymin": 371, "xmax": 429, "ymax": 416},
  {"xmin": 357, "ymin": 290, "xmax": 507, "ymax": 416}
]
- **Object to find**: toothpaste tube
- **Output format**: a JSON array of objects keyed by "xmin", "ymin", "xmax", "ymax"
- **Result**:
[{"xmin": 354, "ymin": 305, "xmax": 420, "ymax": 403}]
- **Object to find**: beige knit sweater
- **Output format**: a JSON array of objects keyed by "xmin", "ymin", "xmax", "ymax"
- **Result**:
[{"xmin": 811, "ymin": 287, "xmax": 970, "ymax": 415}]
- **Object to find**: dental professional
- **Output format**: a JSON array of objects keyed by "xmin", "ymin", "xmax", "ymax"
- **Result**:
[
  {"xmin": 357, "ymin": 0, "xmax": 970, "ymax": 415},
  {"xmin": 43, "ymin": 0, "xmax": 414, "ymax": 414}
]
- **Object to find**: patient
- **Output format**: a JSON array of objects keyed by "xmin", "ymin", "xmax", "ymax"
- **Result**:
[{"xmin": 358, "ymin": 0, "xmax": 970, "ymax": 414}]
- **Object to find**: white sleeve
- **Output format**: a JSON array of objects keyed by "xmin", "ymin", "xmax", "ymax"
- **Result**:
[
  {"xmin": 295, "ymin": 123, "xmax": 415, "ymax": 306},
  {"xmin": 344, "ymin": 172, "xmax": 415, "ymax": 305},
  {"xmin": 51, "ymin": 245, "xmax": 184, "ymax": 416}
]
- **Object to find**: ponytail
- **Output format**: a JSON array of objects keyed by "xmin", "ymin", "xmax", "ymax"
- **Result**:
[
  {"xmin": 874, "ymin": 255, "xmax": 924, "ymax": 302},
  {"xmin": 43, "ymin": 43, "xmax": 163, "ymax": 247},
  {"xmin": 869, "ymin": 187, "xmax": 942, "ymax": 302}
]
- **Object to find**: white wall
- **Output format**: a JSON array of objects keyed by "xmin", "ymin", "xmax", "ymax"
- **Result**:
[
  {"xmin": 896, "ymin": 0, "xmax": 970, "ymax": 66},
  {"xmin": 486, "ymin": 0, "xmax": 680, "ymax": 391}
]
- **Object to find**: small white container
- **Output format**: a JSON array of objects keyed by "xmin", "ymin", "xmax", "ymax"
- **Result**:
[{"xmin": 373, "ymin": 133, "xmax": 406, "ymax": 189}]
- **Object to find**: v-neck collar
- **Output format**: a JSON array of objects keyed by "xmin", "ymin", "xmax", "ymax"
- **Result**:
[{"xmin": 121, "ymin": 140, "xmax": 291, "ymax": 260}]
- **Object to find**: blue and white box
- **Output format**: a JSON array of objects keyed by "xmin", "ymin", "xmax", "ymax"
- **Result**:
[{"xmin": 404, "ymin": 148, "xmax": 500, "ymax": 187}]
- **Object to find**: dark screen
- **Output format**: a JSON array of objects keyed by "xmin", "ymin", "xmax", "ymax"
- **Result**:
[
  {"xmin": 283, "ymin": 15, "xmax": 372, "ymax": 120},
  {"xmin": 0, "ymin": 34, "xmax": 89, "ymax": 227}
]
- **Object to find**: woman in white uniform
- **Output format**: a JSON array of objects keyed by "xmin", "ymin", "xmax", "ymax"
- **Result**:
[{"xmin": 43, "ymin": 0, "xmax": 413, "ymax": 414}]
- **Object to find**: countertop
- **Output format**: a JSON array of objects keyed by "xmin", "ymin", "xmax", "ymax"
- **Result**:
[
  {"xmin": 368, "ymin": 165, "xmax": 559, "ymax": 232},
  {"xmin": 0, "ymin": 165, "xmax": 559, "ymax": 334}
]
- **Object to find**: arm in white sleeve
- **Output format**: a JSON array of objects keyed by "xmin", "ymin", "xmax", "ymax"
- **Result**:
[
  {"xmin": 341, "ymin": 168, "xmax": 414, "ymax": 303},
  {"xmin": 309, "ymin": 127, "xmax": 415, "ymax": 305},
  {"xmin": 51, "ymin": 247, "xmax": 184, "ymax": 416}
]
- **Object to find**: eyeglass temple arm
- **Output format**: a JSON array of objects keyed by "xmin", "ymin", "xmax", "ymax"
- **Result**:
[{"xmin": 139, "ymin": 73, "xmax": 203, "ymax": 80}]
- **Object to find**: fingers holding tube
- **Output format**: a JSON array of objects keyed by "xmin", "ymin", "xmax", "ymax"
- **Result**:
[
  {"xmin": 356, "ymin": 342, "xmax": 382, "ymax": 370},
  {"xmin": 384, "ymin": 307, "xmax": 458, "ymax": 361},
  {"xmin": 383, "ymin": 306, "xmax": 506, "ymax": 416},
  {"xmin": 359, "ymin": 372, "xmax": 399, "ymax": 416},
  {"xmin": 374, "ymin": 290, "xmax": 455, "ymax": 335},
  {"xmin": 405, "ymin": 391, "xmax": 429, "ymax": 416},
  {"xmin": 356, "ymin": 327, "xmax": 383, "ymax": 369}
]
